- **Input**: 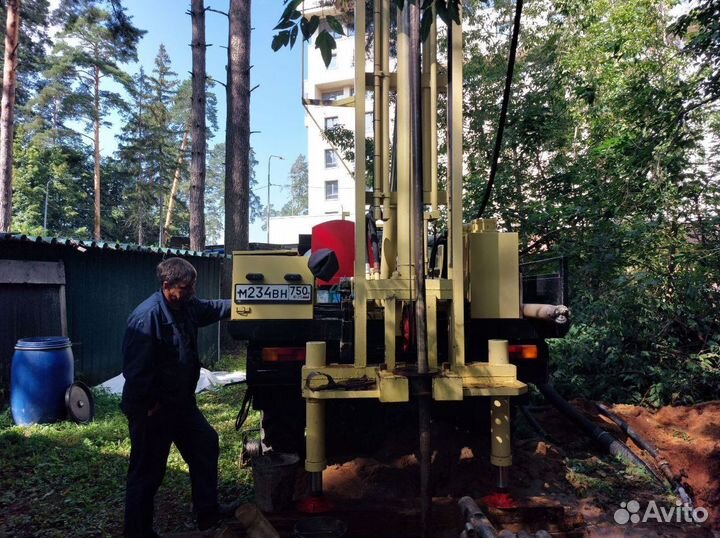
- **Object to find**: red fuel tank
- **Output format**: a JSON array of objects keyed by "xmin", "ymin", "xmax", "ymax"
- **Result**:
[{"xmin": 311, "ymin": 220, "xmax": 355, "ymax": 286}]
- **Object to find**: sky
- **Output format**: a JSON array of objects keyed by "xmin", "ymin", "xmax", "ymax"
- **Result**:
[{"xmin": 117, "ymin": 0, "xmax": 308, "ymax": 242}]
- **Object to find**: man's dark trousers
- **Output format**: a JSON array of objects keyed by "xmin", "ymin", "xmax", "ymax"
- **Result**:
[{"xmin": 123, "ymin": 401, "xmax": 219, "ymax": 538}]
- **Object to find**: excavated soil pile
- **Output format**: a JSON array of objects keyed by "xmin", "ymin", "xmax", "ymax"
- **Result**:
[{"xmin": 605, "ymin": 401, "xmax": 720, "ymax": 531}]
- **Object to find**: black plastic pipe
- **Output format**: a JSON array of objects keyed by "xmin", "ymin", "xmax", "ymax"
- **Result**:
[
  {"xmin": 594, "ymin": 401, "xmax": 693, "ymax": 506},
  {"xmin": 536, "ymin": 383, "xmax": 665, "ymax": 486}
]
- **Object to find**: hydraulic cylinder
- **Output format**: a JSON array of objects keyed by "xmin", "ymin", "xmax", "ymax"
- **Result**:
[
  {"xmin": 305, "ymin": 342, "xmax": 327, "ymax": 495},
  {"xmin": 489, "ymin": 340, "xmax": 512, "ymax": 488}
]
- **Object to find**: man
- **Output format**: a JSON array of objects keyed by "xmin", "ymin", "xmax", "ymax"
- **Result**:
[{"xmin": 121, "ymin": 257, "xmax": 233, "ymax": 538}]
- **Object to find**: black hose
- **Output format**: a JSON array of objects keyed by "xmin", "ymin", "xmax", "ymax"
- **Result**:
[
  {"xmin": 593, "ymin": 401, "xmax": 694, "ymax": 506},
  {"xmin": 519, "ymin": 405, "xmax": 559, "ymax": 445},
  {"xmin": 536, "ymin": 383, "xmax": 665, "ymax": 487},
  {"xmin": 477, "ymin": 0, "xmax": 524, "ymax": 219},
  {"xmin": 593, "ymin": 401, "xmax": 659, "ymax": 457},
  {"xmin": 234, "ymin": 387, "xmax": 253, "ymax": 431}
]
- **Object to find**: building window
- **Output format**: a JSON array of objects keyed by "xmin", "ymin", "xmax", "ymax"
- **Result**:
[
  {"xmin": 325, "ymin": 149, "xmax": 338, "ymax": 168},
  {"xmin": 329, "ymin": 50, "xmax": 337, "ymax": 69},
  {"xmin": 325, "ymin": 180, "xmax": 339, "ymax": 200},
  {"xmin": 321, "ymin": 89, "xmax": 344, "ymax": 103},
  {"xmin": 325, "ymin": 116, "xmax": 340, "ymax": 130}
]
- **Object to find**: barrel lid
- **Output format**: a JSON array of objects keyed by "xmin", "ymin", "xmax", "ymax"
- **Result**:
[
  {"xmin": 15, "ymin": 336, "xmax": 71, "ymax": 351},
  {"xmin": 65, "ymin": 382, "xmax": 94, "ymax": 424}
]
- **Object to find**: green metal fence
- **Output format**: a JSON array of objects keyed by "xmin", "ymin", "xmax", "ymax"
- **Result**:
[{"xmin": 0, "ymin": 234, "xmax": 228, "ymax": 408}]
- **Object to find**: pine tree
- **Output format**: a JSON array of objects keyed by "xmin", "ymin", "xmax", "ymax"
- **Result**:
[
  {"xmin": 45, "ymin": 2, "xmax": 141, "ymax": 240},
  {"xmin": 145, "ymin": 44, "xmax": 181, "ymax": 245},
  {"xmin": 114, "ymin": 67, "xmax": 154, "ymax": 244},
  {"xmin": 280, "ymin": 154, "xmax": 308, "ymax": 216}
]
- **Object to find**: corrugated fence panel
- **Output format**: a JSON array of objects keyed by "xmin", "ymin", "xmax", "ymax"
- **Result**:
[
  {"xmin": 0, "ymin": 238, "xmax": 227, "ymax": 408},
  {"xmin": 192, "ymin": 256, "xmax": 223, "ymax": 371},
  {"xmin": 64, "ymin": 250, "xmax": 158, "ymax": 384}
]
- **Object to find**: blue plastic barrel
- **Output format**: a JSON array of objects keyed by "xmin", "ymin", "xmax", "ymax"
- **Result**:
[{"xmin": 10, "ymin": 337, "xmax": 74, "ymax": 425}]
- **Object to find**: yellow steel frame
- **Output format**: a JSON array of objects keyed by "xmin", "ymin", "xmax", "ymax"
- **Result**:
[
  {"xmin": 303, "ymin": 0, "xmax": 528, "ymax": 399},
  {"xmin": 301, "ymin": 1, "xmax": 526, "ymax": 478}
]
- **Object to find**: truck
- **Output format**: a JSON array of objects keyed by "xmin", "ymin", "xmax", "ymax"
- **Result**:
[{"xmin": 227, "ymin": 0, "xmax": 569, "ymax": 523}]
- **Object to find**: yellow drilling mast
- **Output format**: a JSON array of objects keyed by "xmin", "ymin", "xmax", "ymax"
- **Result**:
[{"xmin": 230, "ymin": 1, "xmax": 569, "ymax": 534}]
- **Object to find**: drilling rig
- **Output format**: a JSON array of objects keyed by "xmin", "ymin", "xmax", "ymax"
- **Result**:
[{"xmin": 229, "ymin": 0, "xmax": 568, "ymax": 533}]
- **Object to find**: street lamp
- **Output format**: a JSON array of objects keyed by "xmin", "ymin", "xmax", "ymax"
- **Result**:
[
  {"xmin": 267, "ymin": 154, "xmax": 284, "ymax": 243},
  {"xmin": 43, "ymin": 179, "xmax": 51, "ymax": 235}
]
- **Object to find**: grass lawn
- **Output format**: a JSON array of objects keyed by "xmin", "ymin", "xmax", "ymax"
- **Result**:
[{"xmin": 0, "ymin": 356, "xmax": 258, "ymax": 538}]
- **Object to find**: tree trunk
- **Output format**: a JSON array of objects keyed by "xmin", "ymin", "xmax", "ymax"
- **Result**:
[
  {"xmin": 190, "ymin": 0, "xmax": 207, "ymax": 251},
  {"xmin": 163, "ymin": 126, "xmax": 190, "ymax": 244},
  {"xmin": 93, "ymin": 63, "xmax": 101, "ymax": 241},
  {"xmin": 221, "ymin": 0, "xmax": 251, "ymax": 351},
  {"xmin": 0, "ymin": 0, "xmax": 20, "ymax": 232},
  {"xmin": 224, "ymin": 0, "xmax": 251, "ymax": 255}
]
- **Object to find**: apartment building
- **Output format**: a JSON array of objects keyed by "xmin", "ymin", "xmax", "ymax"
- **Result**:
[{"xmin": 269, "ymin": 1, "xmax": 362, "ymax": 244}]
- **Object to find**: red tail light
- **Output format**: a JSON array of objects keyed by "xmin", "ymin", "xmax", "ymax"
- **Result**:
[
  {"xmin": 261, "ymin": 347, "xmax": 307, "ymax": 363},
  {"xmin": 508, "ymin": 344, "xmax": 538, "ymax": 360}
]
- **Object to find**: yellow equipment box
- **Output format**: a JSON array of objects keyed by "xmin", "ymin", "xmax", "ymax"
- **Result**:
[{"xmin": 231, "ymin": 251, "xmax": 314, "ymax": 321}]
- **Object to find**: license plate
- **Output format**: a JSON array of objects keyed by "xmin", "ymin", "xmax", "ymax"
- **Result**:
[{"xmin": 234, "ymin": 284, "xmax": 312, "ymax": 304}]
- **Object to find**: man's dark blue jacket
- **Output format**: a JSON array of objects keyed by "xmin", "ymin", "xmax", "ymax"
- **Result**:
[{"xmin": 121, "ymin": 291, "xmax": 231, "ymax": 416}]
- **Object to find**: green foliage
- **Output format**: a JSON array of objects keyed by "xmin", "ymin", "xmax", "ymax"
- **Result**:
[
  {"xmin": 0, "ymin": 0, "xmax": 53, "ymax": 109},
  {"xmin": 108, "ymin": 46, "xmax": 220, "ymax": 246},
  {"xmin": 11, "ymin": 130, "xmax": 93, "ymax": 237},
  {"xmin": 462, "ymin": 0, "xmax": 720, "ymax": 405},
  {"xmin": 271, "ymin": 0, "xmax": 462, "ymax": 67},
  {"xmin": 10, "ymin": 0, "xmax": 144, "ymax": 241},
  {"xmin": 0, "ymin": 372, "xmax": 257, "ymax": 537},
  {"xmin": 671, "ymin": 0, "xmax": 720, "ymax": 102},
  {"xmin": 564, "ymin": 454, "xmax": 662, "ymax": 501},
  {"xmin": 205, "ymin": 144, "xmax": 261, "ymax": 244}
]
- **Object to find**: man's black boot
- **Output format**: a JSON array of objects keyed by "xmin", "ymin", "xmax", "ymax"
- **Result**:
[{"xmin": 197, "ymin": 502, "xmax": 241, "ymax": 531}]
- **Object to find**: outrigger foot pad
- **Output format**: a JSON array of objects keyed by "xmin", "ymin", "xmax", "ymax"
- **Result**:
[{"xmin": 296, "ymin": 495, "xmax": 335, "ymax": 513}]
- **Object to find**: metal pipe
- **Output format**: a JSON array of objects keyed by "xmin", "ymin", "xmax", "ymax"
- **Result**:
[
  {"xmin": 372, "ymin": 0, "xmax": 382, "ymax": 218},
  {"xmin": 458, "ymin": 496, "xmax": 499, "ymax": 538},
  {"xmin": 410, "ymin": 0, "xmax": 427, "ymax": 377},
  {"xmin": 422, "ymin": 2, "xmax": 438, "ymax": 212},
  {"xmin": 395, "ymin": 3, "xmax": 411, "ymax": 278},
  {"xmin": 353, "ymin": 0, "xmax": 368, "ymax": 367},
  {"xmin": 380, "ymin": 0, "xmax": 392, "ymax": 256},
  {"xmin": 408, "ymin": 5, "xmax": 432, "ymax": 536},
  {"xmin": 448, "ymin": 15, "xmax": 465, "ymax": 366}
]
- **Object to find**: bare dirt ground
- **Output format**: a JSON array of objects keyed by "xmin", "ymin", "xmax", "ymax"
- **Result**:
[
  {"xmin": 314, "ymin": 399, "xmax": 720, "ymax": 537},
  {"xmin": 172, "ymin": 400, "xmax": 720, "ymax": 537}
]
